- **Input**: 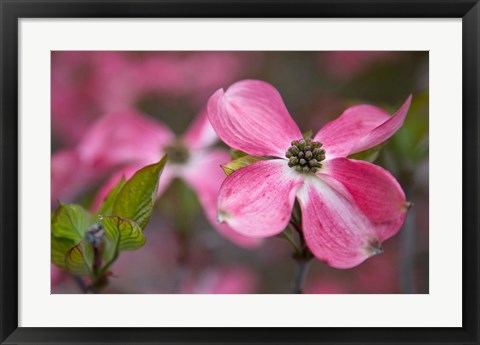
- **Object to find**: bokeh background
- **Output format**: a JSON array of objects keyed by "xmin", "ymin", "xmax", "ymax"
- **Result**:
[{"xmin": 51, "ymin": 51, "xmax": 429, "ymax": 294}]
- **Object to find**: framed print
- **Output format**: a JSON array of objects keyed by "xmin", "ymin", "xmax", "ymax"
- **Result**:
[{"xmin": 1, "ymin": 0, "xmax": 479, "ymax": 344}]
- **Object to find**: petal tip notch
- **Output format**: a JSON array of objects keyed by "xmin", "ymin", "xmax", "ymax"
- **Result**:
[
  {"xmin": 366, "ymin": 239, "xmax": 384, "ymax": 257},
  {"xmin": 217, "ymin": 210, "xmax": 229, "ymax": 224}
]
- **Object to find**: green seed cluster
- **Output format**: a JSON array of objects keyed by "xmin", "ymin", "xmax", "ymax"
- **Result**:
[
  {"xmin": 285, "ymin": 138, "xmax": 326, "ymax": 173},
  {"xmin": 164, "ymin": 141, "xmax": 190, "ymax": 164}
]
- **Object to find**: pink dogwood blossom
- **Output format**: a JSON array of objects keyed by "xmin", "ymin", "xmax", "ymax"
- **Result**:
[
  {"xmin": 80, "ymin": 109, "xmax": 260, "ymax": 248},
  {"xmin": 51, "ymin": 52, "xmax": 261, "ymax": 145},
  {"xmin": 207, "ymin": 80, "xmax": 411, "ymax": 268}
]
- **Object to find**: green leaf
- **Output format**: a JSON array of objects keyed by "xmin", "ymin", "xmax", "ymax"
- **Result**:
[
  {"xmin": 112, "ymin": 156, "xmax": 167, "ymax": 230},
  {"xmin": 95, "ymin": 177, "xmax": 126, "ymax": 217},
  {"xmin": 51, "ymin": 203, "xmax": 90, "ymax": 242},
  {"xmin": 221, "ymin": 155, "xmax": 267, "ymax": 176},
  {"xmin": 98, "ymin": 215, "xmax": 120, "ymax": 272},
  {"xmin": 101, "ymin": 215, "xmax": 145, "ymax": 252},
  {"xmin": 230, "ymin": 149, "xmax": 248, "ymax": 160},
  {"xmin": 51, "ymin": 236, "xmax": 76, "ymax": 270},
  {"xmin": 65, "ymin": 240, "xmax": 94, "ymax": 276},
  {"xmin": 348, "ymin": 144, "xmax": 384, "ymax": 163}
]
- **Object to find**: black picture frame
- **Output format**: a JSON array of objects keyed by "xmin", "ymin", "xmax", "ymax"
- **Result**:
[{"xmin": 1, "ymin": 1, "xmax": 478, "ymax": 344}]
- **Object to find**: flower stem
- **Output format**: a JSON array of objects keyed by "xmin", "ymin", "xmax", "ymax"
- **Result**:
[
  {"xmin": 288, "ymin": 216, "xmax": 313, "ymax": 294},
  {"xmin": 289, "ymin": 219, "xmax": 302, "ymax": 235},
  {"xmin": 89, "ymin": 241, "xmax": 109, "ymax": 292},
  {"xmin": 280, "ymin": 228, "xmax": 302, "ymax": 255},
  {"xmin": 293, "ymin": 258, "xmax": 311, "ymax": 294},
  {"xmin": 172, "ymin": 231, "xmax": 190, "ymax": 293},
  {"xmin": 72, "ymin": 275, "xmax": 97, "ymax": 294},
  {"xmin": 73, "ymin": 275, "xmax": 89, "ymax": 293},
  {"xmin": 401, "ymin": 184, "xmax": 416, "ymax": 293},
  {"xmin": 92, "ymin": 246, "xmax": 101, "ymax": 278}
]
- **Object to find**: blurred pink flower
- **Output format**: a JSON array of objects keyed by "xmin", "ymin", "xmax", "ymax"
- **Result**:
[
  {"xmin": 82, "ymin": 109, "xmax": 260, "ymax": 248},
  {"xmin": 321, "ymin": 51, "xmax": 399, "ymax": 80},
  {"xmin": 51, "ymin": 264, "xmax": 65, "ymax": 291},
  {"xmin": 51, "ymin": 149, "xmax": 100, "ymax": 205},
  {"xmin": 207, "ymin": 79, "xmax": 411, "ymax": 269},
  {"xmin": 51, "ymin": 52, "xmax": 104, "ymax": 145},
  {"xmin": 51, "ymin": 51, "xmax": 261, "ymax": 145},
  {"xmin": 305, "ymin": 278, "xmax": 348, "ymax": 294},
  {"xmin": 105, "ymin": 225, "xmax": 258, "ymax": 294},
  {"xmin": 105, "ymin": 229, "xmax": 181, "ymax": 293},
  {"xmin": 179, "ymin": 266, "xmax": 258, "ymax": 294},
  {"xmin": 98, "ymin": 52, "xmax": 258, "ymax": 111}
]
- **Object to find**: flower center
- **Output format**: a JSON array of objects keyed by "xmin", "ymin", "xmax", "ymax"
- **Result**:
[
  {"xmin": 285, "ymin": 138, "xmax": 326, "ymax": 173},
  {"xmin": 164, "ymin": 140, "xmax": 190, "ymax": 164}
]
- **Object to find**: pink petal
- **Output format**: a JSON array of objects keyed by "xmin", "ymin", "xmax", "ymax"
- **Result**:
[
  {"xmin": 207, "ymin": 80, "xmax": 302, "ymax": 157},
  {"xmin": 322, "ymin": 158, "xmax": 408, "ymax": 230},
  {"xmin": 91, "ymin": 164, "xmax": 174, "ymax": 213},
  {"xmin": 315, "ymin": 96, "xmax": 412, "ymax": 159},
  {"xmin": 182, "ymin": 109, "xmax": 218, "ymax": 150},
  {"xmin": 181, "ymin": 149, "xmax": 261, "ymax": 248},
  {"xmin": 77, "ymin": 110, "xmax": 174, "ymax": 170},
  {"xmin": 352, "ymin": 96, "xmax": 412, "ymax": 154},
  {"xmin": 298, "ymin": 176, "xmax": 387, "ymax": 269},
  {"xmin": 216, "ymin": 159, "xmax": 304, "ymax": 237}
]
